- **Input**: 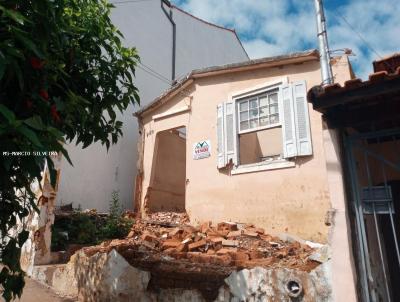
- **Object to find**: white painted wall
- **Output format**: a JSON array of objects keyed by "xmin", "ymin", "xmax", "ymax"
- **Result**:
[{"xmin": 56, "ymin": 0, "xmax": 248, "ymax": 211}]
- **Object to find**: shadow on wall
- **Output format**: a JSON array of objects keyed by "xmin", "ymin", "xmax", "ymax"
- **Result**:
[{"xmin": 147, "ymin": 127, "xmax": 187, "ymax": 213}]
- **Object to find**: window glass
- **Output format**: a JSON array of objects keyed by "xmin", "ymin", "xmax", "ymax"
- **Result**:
[
  {"xmin": 238, "ymin": 89, "xmax": 279, "ymax": 132},
  {"xmin": 240, "ymin": 111, "xmax": 248, "ymax": 121},
  {"xmin": 249, "ymin": 99, "xmax": 258, "ymax": 108},
  {"xmin": 239, "ymin": 101, "xmax": 248, "ymax": 111},
  {"xmin": 240, "ymin": 121, "xmax": 249, "ymax": 130}
]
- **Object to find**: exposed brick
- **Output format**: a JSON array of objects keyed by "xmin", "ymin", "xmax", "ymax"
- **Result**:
[
  {"xmin": 127, "ymin": 230, "xmax": 135, "ymax": 238},
  {"xmin": 217, "ymin": 222, "xmax": 238, "ymax": 232},
  {"xmin": 164, "ymin": 247, "xmax": 177, "ymax": 254},
  {"xmin": 176, "ymin": 243, "xmax": 188, "ymax": 253},
  {"xmin": 255, "ymin": 228, "xmax": 265, "ymax": 235},
  {"xmin": 206, "ymin": 249, "xmax": 216, "ymax": 255},
  {"xmin": 192, "ymin": 235, "xmax": 202, "ymax": 243},
  {"xmin": 230, "ymin": 251, "xmax": 249, "ymax": 261},
  {"xmin": 197, "ymin": 254, "xmax": 213, "ymax": 264},
  {"xmin": 199, "ymin": 221, "xmax": 211, "ymax": 233},
  {"xmin": 227, "ymin": 230, "xmax": 242, "ymax": 238},
  {"xmin": 141, "ymin": 240, "xmax": 156, "ymax": 249},
  {"xmin": 188, "ymin": 239, "xmax": 207, "ymax": 251},
  {"xmin": 249, "ymin": 250, "xmax": 263, "ymax": 260},
  {"xmin": 243, "ymin": 230, "xmax": 259, "ymax": 238},
  {"xmin": 141, "ymin": 232, "xmax": 158, "ymax": 243},
  {"xmin": 162, "ymin": 239, "xmax": 181, "ymax": 250},
  {"xmin": 206, "ymin": 229, "xmax": 223, "ymax": 237},
  {"xmin": 222, "ymin": 239, "xmax": 239, "ymax": 247},
  {"xmin": 276, "ymin": 247, "xmax": 289, "ymax": 258},
  {"xmin": 214, "ymin": 254, "xmax": 232, "ymax": 266},
  {"xmin": 216, "ymin": 248, "xmax": 236, "ymax": 255},
  {"xmin": 169, "ymin": 227, "xmax": 183, "ymax": 237},
  {"xmin": 209, "ymin": 237, "xmax": 224, "ymax": 244},
  {"xmin": 181, "ymin": 238, "xmax": 192, "ymax": 244},
  {"xmin": 187, "ymin": 252, "xmax": 202, "ymax": 262},
  {"xmin": 183, "ymin": 225, "xmax": 198, "ymax": 235}
]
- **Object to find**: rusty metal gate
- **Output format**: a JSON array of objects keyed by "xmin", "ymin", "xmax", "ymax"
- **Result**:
[{"xmin": 345, "ymin": 129, "xmax": 400, "ymax": 302}]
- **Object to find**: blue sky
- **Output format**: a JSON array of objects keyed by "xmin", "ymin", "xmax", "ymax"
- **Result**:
[{"xmin": 171, "ymin": 0, "xmax": 400, "ymax": 79}]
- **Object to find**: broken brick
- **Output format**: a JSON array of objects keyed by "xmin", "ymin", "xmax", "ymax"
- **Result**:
[
  {"xmin": 188, "ymin": 239, "xmax": 207, "ymax": 251},
  {"xmin": 141, "ymin": 240, "xmax": 156, "ymax": 249},
  {"xmin": 230, "ymin": 251, "xmax": 249, "ymax": 262},
  {"xmin": 214, "ymin": 254, "xmax": 232, "ymax": 266},
  {"xmin": 217, "ymin": 222, "xmax": 238, "ymax": 232},
  {"xmin": 255, "ymin": 228, "xmax": 265, "ymax": 235},
  {"xmin": 206, "ymin": 249, "xmax": 216, "ymax": 255},
  {"xmin": 176, "ymin": 243, "xmax": 188, "ymax": 252},
  {"xmin": 209, "ymin": 237, "xmax": 224, "ymax": 244},
  {"xmin": 249, "ymin": 250, "xmax": 263, "ymax": 260},
  {"xmin": 141, "ymin": 232, "xmax": 158, "ymax": 243},
  {"xmin": 227, "ymin": 230, "xmax": 242, "ymax": 238},
  {"xmin": 243, "ymin": 230, "xmax": 259, "ymax": 238},
  {"xmin": 216, "ymin": 248, "xmax": 237, "ymax": 255},
  {"xmin": 162, "ymin": 239, "xmax": 181, "ymax": 250},
  {"xmin": 199, "ymin": 221, "xmax": 211, "ymax": 233},
  {"xmin": 181, "ymin": 238, "xmax": 192, "ymax": 244},
  {"xmin": 169, "ymin": 227, "xmax": 183, "ymax": 237},
  {"xmin": 222, "ymin": 239, "xmax": 239, "ymax": 247},
  {"xmin": 127, "ymin": 230, "xmax": 136, "ymax": 238}
]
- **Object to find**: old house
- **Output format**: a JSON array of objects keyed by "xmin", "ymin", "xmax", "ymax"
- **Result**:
[
  {"xmin": 134, "ymin": 50, "xmax": 358, "ymax": 301},
  {"xmin": 309, "ymin": 53, "xmax": 400, "ymax": 302}
]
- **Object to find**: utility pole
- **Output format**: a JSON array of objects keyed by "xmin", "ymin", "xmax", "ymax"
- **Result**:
[{"xmin": 314, "ymin": 0, "xmax": 333, "ymax": 85}]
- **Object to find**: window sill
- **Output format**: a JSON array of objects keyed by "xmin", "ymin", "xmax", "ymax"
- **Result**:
[{"xmin": 231, "ymin": 160, "xmax": 295, "ymax": 175}]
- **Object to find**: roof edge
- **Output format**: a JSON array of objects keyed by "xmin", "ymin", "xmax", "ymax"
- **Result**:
[{"xmin": 136, "ymin": 49, "xmax": 319, "ymax": 117}]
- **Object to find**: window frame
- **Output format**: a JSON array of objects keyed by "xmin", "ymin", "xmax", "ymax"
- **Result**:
[
  {"xmin": 228, "ymin": 79, "xmax": 288, "ymax": 169},
  {"xmin": 236, "ymin": 89, "xmax": 281, "ymax": 135}
]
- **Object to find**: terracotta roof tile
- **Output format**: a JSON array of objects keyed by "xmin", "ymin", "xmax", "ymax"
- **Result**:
[
  {"xmin": 368, "ymin": 71, "xmax": 388, "ymax": 82},
  {"xmin": 344, "ymin": 78, "xmax": 363, "ymax": 89}
]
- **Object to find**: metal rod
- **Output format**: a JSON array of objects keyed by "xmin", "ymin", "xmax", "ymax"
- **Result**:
[
  {"xmin": 388, "ymin": 202, "xmax": 400, "ymax": 268},
  {"xmin": 345, "ymin": 137, "xmax": 372, "ymax": 302},
  {"xmin": 372, "ymin": 202, "xmax": 392, "ymax": 302},
  {"xmin": 314, "ymin": 0, "xmax": 333, "ymax": 85}
]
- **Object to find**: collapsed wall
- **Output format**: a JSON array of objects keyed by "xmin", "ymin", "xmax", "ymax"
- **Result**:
[{"xmin": 32, "ymin": 215, "xmax": 332, "ymax": 301}]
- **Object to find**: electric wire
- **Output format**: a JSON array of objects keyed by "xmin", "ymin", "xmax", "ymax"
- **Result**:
[{"xmin": 331, "ymin": 9, "xmax": 383, "ymax": 60}]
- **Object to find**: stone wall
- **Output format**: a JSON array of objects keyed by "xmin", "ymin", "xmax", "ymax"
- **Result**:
[{"xmin": 32, "ymin": 249, "xmax": 332, "ymax": 302}]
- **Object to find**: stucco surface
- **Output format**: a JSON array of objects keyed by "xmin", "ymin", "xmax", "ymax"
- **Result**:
[
  {"xmin": 139, "ymin": 57, "xmax": 353, "ymax": 242},
  {"xmin": 148, "ymin": 129, "xmax": 186, "ymax": 212}
]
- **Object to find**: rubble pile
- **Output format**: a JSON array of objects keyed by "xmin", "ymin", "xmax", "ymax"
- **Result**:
[{"xmin": 83, "ymin": 213, "xmax": 319, "ymax": 272}]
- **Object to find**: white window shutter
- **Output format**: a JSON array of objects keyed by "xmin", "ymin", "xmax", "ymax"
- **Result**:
[
  {"xmin": 224, "ymin": 101, "xmax": 237, "ymax": 166},
  {"xmin": 217, "ymin": 103, "xmax": 226, "ymax": 168},
  {"xmin": 293, "ymin": 80, "xmax": 313, "ymax": 156},
  {"xmin": 280, "ymin": 83, "xmax": 298, "ymax": 158}
]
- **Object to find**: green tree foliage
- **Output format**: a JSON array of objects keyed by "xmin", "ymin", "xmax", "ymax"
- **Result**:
[{"xmin": 0, "ymin": 0, "xmax": 139, "ymax": 300}]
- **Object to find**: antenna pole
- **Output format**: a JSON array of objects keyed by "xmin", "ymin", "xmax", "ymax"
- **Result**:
[{"xmin": 315, "ymin": 0, "xmax": 333, "ymax": 85}]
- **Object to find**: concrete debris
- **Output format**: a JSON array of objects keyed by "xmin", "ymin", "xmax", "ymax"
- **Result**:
[
  {"xmin": 82, "ymin": 212, "xmax": 320, "ymax": 272},
  {"xmin": 308, "ymin": 245, "xmax": 332, "ymax": 263}
]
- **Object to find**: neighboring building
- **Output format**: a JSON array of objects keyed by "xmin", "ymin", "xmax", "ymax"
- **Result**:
[
  {"xmin": 55, "ymin": 0, "xmax": 248, "ymax": 211},
  {"xmin": 309, "ymin": 53, "xmax": 400, "ymax": 302}
]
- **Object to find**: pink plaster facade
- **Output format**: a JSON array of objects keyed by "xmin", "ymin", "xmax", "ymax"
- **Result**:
[
  {"xmin": 137, "ymin": 54, "xmax": 350, "ymax": 240},
  {"xmin": 136, "ymin": 53, "xmax": 358, "ymax": 301}
]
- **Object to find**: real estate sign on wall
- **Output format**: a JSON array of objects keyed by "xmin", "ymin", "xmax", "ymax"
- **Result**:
[{"xmin": 193, "ymin": 140, "xmax": 211, "ymax": 160}]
